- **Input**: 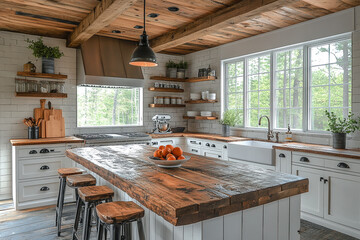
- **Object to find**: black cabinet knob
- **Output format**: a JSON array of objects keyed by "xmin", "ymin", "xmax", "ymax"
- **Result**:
[
  {"xmin": 320, "ymin": 177, "xmax": 324, "ymax": 182},
  {"xmin": 337, "ymin": 162, "xmax": 350, "ymax": 169},
  {"xmin": 300, "ymin": 157, "xmax": 309, "ymax": 162},
  {"xmin": 211, "ymin": 144, "xmax": 216, "ymax": 148},
  {"xmin": 40, "ymin": 165, "xmax": 50, "ymax": 170},
  {"xmin": 29, "ymin": 150, "xmax": 37, "ymax": 154},
  {"xmin": 279, "ymin": 153, "xmax": 285, "ymax": 158},
  {"xmin": 40, "ymin": 148, "xmax": 50, "ymax": 154},
  {"xmin": 206, "ymin": 143, "xmax": 210, "ymax": 147},
  {"xmin": 323, "ymin": 179, "xmax": 328, "ymax": 184},
  {"xmin": 40, "ymin": 186, "xmax": 50, "ymax": 191},
  {"xmin": 223, "ymin": 145, "xmax": 227, "ymax": 149}
]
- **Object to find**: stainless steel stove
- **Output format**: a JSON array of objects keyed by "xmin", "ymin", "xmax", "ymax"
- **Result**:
[{"xmin": 75, "ymin": 133, "xmax": 151, "ymax": 146}]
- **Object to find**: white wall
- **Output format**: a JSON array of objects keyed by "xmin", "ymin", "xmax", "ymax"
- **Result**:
[
  {"xmin": 184, "ymin": 7, "xmax": 360, "ymax": 148},
  {"xmin": 0, "ymin": 31, "xmax": 185, "ymax": 199}
]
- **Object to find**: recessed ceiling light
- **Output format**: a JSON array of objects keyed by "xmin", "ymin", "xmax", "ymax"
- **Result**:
[
  {"xmin": 134, "ymin": 25, "xmax": 144, "ymax": 29},
  {"xmin": 148, "ymin": 13, "xmax": 159, "ymax": 18},
  {"xmin": 168, "ymin": 6, "xmax": 179, "ymax": 12},
  {"xmin": 111, "ymin": 30, "xmax": 121, "ymax": 33}
]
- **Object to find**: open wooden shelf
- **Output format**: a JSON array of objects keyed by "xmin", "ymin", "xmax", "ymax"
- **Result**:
[
  {"xmin": 185, "ymin": 99, "xmax": 218, "ymax": 104},
  {"xmin": 148, "ymin": 87, "xmax": 184, "ymax": 93},
  {"xmin": 16, "ymin": 92, "xmax": 68, "ymax": 98},
  {"xmin": 17, "ymin": 72, "xmax": 67, "ymax": 80},
  {"xmin": 149, "ymin": 104, "xmax": 186, "ymax": 108},
  {"xmin": 150, "ymin": 76, "xmax": 216, "ymax": 83},
  {"xmin": 183, "ymin": 116, "xmax": 218, "ymax": 120}
]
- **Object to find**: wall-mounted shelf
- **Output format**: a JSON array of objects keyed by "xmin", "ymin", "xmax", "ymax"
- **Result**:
[
  {"xmin": 150, "ymin": 76, "xmax": 216, "ymax": 83},
  {"xmin": 185, "ymin": 99, "xmax": 218, "ymax": 104},
  {"xmin": 149, "ymin": 104, "xmax": 186, "ymax": 108},
  {"xmin": 16, "ymin": 92, "xmax": 68, "ymax": 98},
  {"xmin": 148, "ymin": 87, "xmax": 184, "ymax": 93},
  {"xmin": 183, "ymin": 116, "xmax": 218, "ymax": 120},
  {"xmin": 17, "ymin": 72, "xmax": 67, "ymax": 80}
]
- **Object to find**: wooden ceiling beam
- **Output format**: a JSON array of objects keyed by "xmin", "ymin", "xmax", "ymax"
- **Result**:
[
  {"xmin": 150, "ymin": 0, "xmax": 302, "ymax": 52},
  {"xmin": 67, "ymin": 0, "xmax": 139, "ymax": 48}
]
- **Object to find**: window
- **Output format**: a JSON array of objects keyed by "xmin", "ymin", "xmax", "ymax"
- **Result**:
[
  {"xmin": 77, "ymin": 86, "xmax": 143, "ymax": 127},
  {"xmin": 223, "ymin": 35, "xmax": 352, "ymax": 132},
  {"xmin": 274, "ymin": 48, "xmax": 303, "ymax": 130},
  {"xmin": 309, "ymin": 39, "xmax": 351, "ymax": 131},
  {"xmin": 225, "ymin": 60, "xmax": 244, "ymax": 126},
  {"xmin": 247, "ymin": 54, "xmax": 271, "ymax": 127}
]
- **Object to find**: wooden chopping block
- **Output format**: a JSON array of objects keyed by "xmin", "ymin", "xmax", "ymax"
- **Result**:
[
  {"xmin": 46, "ymin": 115, "xmax": 62, "ymax": 138},
  {"xmin": 34, "ymin": 99, "xmax": 46, "ymax": 138}
]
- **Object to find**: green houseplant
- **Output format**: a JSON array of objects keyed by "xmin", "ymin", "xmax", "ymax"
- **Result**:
[
  {"xmin": 166, "ymin": 60, "xmax": 177, "ymax": 78},
  {"xmin": 176, "ymin": 61, "xmax": 188, "ymax": 79},
  {"xmin": 325, "ymin": 110, "xmax": 360, "ymax": 149},
  {"xmin": 220, "ymin": 109, "xmax": 240, "ymax": 137},
  {"xmin": 26, "ymin": 37, "xmax": 64, "ymax": 74}
]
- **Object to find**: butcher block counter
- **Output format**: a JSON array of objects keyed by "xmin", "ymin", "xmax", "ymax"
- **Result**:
[
  {"xmin": 149, "ymin": 132, "xmax": 249, "ymax": 142},
  {"xmin": 66, "ymin": 144, "xmax": 308, "ymax": 240},
  {"xmin": 10, "ymin": 136, "xmax": 84, "ymax": 146}
]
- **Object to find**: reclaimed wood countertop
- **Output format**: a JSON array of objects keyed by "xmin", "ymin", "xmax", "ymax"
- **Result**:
[
  {"xmin": 274, "ymin": 142, "xmax": 360, "ymax": 159},
  {"xmin": 10, "ymin": 136, "xmax": 84, "ymax": 146},
  {"xmin": 149, "ymin": 132, "xmax": 249, "ymax": 142},
  {"xmin": 66, "ymin": 145, "xmax": 308, "ymax": 226}
]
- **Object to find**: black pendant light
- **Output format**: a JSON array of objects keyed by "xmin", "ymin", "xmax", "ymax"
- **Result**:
[{"xmin": 129, "ymin": 0, "xmax": 158, "ymax": 67}]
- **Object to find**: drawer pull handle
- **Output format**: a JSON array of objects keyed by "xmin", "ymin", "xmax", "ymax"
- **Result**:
[
  {"xmin": 192, "ymin": 149, "xmax": 198, "ymax": 153},
  {"xmin": 40, "ymin": 165, "xmax": 50, "ymax": 170},
  {"xmin": 224, "ymin": 145, "xmax": 227, "ymax": 149},
  {"xmin": 300, "ymin": 157, "xmax": 309, "ymax": 162},
  {"xmin": 206, "ymin": 143, "xmax": 210, "ymax": 147},
  {"xmin": 29, "ymin": 150, "xmax": 37, "ymax": 154},
  {"xmin": 40, "ymin": 186, "xmax": 50, "ymax": 191},
  {"xmin": 320, "ymin": 177, "xmax": 324, "ymax": 182},
  {"xmin": 152, "ymin": 142, "xmax": 158, "ymax": 145},
  {"xmin": 279, "ymin": 153, "xmax": 285, "ymax": 158},
  {"xmin": 218, "ymin": 155, "xmax": 222, "ymax": 158},
  {"xmin": 40, "ymin": 148, "xmax": 50, "ymax": 154},
  {"xmin": 211, "ymin": 144, "xmax": 216, "ymax": 148},
  {"xmin": 337, "ymin": 162, "xmax": 350, "ymax": 169},
  {"xmin": 190, "ymin": 141, "xmax": 196, "ymax": 144}
]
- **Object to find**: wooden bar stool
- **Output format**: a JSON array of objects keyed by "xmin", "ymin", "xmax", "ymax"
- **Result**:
[
  {"xmin": 73, "ymin": 185, "xmax": 114, "ymax": 240},
  {"xmin": 96, "ymin": 201, "xmax": 145, "ymax": 240},
  {"xmin": 56, "ymin": 167, "xmax": 86, "ymax": 236}
]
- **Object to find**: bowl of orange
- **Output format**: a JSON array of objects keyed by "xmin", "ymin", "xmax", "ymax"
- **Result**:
[{"xmin": 149, "ymin": 145, "xmax": 190, "ymax": 168}]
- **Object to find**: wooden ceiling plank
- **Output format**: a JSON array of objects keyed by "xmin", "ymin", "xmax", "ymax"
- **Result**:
[
  {"xmin": 301, "ymin": 0, "xmax": 355, "ymax": 12},
  {"xmin": 150, "ymin": 0, "xmax": 302, "ymax": 52},
  {"xmin": 67, "ymin": 0, "xmax": 139, "ymax": 48}
]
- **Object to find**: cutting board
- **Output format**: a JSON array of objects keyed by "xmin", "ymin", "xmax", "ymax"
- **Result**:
[
  {"xmin": 46, "ymin": 115, "xmax": 63, "ymax": 138},
  {"xmin": 34, "ymin": 99, "xmax": 46, "ymax": 138}
]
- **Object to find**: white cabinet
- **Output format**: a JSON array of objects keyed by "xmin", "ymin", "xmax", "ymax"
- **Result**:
[
  {"xmin": 275, "ymin": 150, "xmax": 292, "ymax": 174},
  {"xmin": 292, "ymin": 166, "xmax": 324, "ymax": 218},
  {"xmin": 12, "ymin": 142, "xmax": 83, "ymax": 210}
]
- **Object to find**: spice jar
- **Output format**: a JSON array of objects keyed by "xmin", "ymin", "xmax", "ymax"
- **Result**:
[
  {"xmin": 164, "ymin": 96, "xmax": 170, "ymax": 105},
  {"xmin": 56, "ymin": 82, "xmax": 65, "ymax": 93},
  {"xmin": 16, "ymin": 79, "xmax": 26, "ymax": 92},
  {"xmin": 41, "ymin": 81, "xmax": 50, "ymax": 93},
  {"xmin": 177, "ymin": 97, "xmax": 182, "ymax": 105},
  {"xmin": 157, "ymin": 96, "xmax": 164, "ymax": 104},
  {"xmin": 50, "ymin": 81, "xmax": 57, "ymax": 93},
  {"xmin": 171, "ymin": 97, "xmax": 177, "ymax": 105}
]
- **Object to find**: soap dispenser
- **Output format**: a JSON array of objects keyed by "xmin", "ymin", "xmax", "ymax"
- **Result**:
[{"xmin": 285, "ymin": 124, "xmax": 293, "ymax": 142}]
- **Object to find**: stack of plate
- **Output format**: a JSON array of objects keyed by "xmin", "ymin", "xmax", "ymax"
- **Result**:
[
  {"xmin": 190, "ymin": 93, "xmax": 201, "ymax": 100},
  {"xmin": 200, "ymin": 111, "xmax": 212, "ymax": 117},
  {"xmin": 187, "ymin": 111, "xmax": 199, "ymax": 117}
]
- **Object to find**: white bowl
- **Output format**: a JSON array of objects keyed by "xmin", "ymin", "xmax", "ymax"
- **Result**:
[
  {"xmin": 208, "ymin": 93, "xmax": 216, "ymax": 100},
  {"xmin": 200, "ymin": 111, "xmax": 212, "ymax": 117},
  {"xmin": 149, "ymin": 155, "xmax": 190, "ymax": 168},
  {"xmin": 190, "ymin": 93, "xmax": 201, "ymax": 100},
  {"xmin": 187, "ymin": 111, "xmax": 199, "ymax": 117}
]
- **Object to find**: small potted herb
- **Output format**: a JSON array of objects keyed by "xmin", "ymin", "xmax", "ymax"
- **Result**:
[
  {"xmin": 176, "ymin": 61, "xmax": 188, "ymax": 79},
  {"xmin": 220, "ymin": 109, "xmax": 240, "ymax": 137},
  {"xmin": 166, "ymin": 60, "xmax": 177, "ymax": 78},
  {"xmin": 26, "ymin": 37, "xmax": 64, "ymax": 74},
  {"xmin": 325, "ymin": 110, "xmax": 360, "ymax": 149}
]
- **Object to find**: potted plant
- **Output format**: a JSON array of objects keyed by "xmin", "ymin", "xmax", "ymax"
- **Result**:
[
  {"xmin": 220, "ymin": 109, "xmax": 239, "ymax": 137},
  {"xmin": 325, "ymin": 110, "xmax": 360, "ymax": 149},
  {"xmin": 26, "ymin": 37, "xmax": 64, "ymax": 74},
  {"xmin": 177, "ymin": 61, "xmax": 188, "ymax": 79},
  {"xmin": 166, "ymin": 60, "xmax": 177, "ymax": 78}
]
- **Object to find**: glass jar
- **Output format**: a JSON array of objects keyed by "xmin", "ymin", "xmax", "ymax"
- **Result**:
[
  {"xmin": 15, "ymin": 79, "xmax": 24, "ymax": 92},
  {"xmin": 157, "ymin": 96, "xmax": 164, "ymax": 104},
  {"xmin": 41, "ymin": 81, "xmax": 50, "ymax": 93},
  {"xmin": 31, "ymin": 80, "xmax": 38, "ymax": 92},
  {"xmin": 57, "ymin": 82, "xmax": 65, "ymax": 93},
  {"xmin": 164, "ymin": 96, "xmax": 170, "ymax": 105},
  {"xmin": 171, "ymin": 97, "xmax": 177, "ymax": 105},
  {"xmin": 50, "ymin": 81, "xmax": 57, "ymax": 93},
  {"xmin": 177, "ymin": 97, "xmax": 182, "ymax": 105}
]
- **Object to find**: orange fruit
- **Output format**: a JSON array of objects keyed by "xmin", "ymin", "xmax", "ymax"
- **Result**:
[
  {"xmin": 153, "ymin": 150, "xmax": 162, "ymax": 158},
  {"xmin": 165, "ymin": 145, "xmax": 174, "ymax": 152},
  {"xmin": 158, "ymin": 145, "xmax": 165, "ymax": 150},
  {"xmin": 167, "ymin": 154, "xmax": 176, "ymax": 161},
  {"xmin": 161, "ymin": 148, "xmax": 171, "ymax": 157},
  {"xmin": 177, "ymin": 155, "xmax": 186, "ymax": 160},
  {"xmin": 172, "ymin": 147, "xmax": 183, "ymax": 157}
]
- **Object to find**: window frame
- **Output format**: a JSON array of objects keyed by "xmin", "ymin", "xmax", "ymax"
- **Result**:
[
  {"xmin": 222, "ymin": 33, "xmax": 352, "ymax": 133},
  {"xmin": 76, "ymin": 86, "xmax": 144, "ymax": 128}
]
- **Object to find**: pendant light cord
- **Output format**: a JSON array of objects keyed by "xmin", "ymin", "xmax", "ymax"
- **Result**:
[{"xmin": 143, "ymin": 0, "xmax": 146, "ymax": 34}]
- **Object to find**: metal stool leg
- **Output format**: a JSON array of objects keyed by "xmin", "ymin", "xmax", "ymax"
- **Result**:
[
  {"xmin": 57, "ymin": 177, "xmax": 66, "ymax": 236},
  {"xmin": 137, "ymin": 219, "xmax": 145, "ymax": 240},
  {"xmin": 72, "ymin": 196, "xmax": 84, "ymax": 240},
  {"xmin": 82, "ymin": 202, "xmax": 92, "ymax": 240},
  {"xmin": 109, "ymin": 224, "xmax": 116, "ymax": 240},
  {"xmin": 97, "ymin": 220, "xmax": 104, "ymax": 240},
  {"xmin": 55, "ymin": 177, "xmax": 62, "ymax": 227}
]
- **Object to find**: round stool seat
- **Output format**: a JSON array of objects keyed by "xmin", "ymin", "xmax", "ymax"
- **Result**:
[
  {"xmin": 78, "ymin": 185, "xmax": 114, "ymax": 202},
  {"xmin": 57, "ymin": 167, "xmax": 84, "ymax": 177},
  {"xmin": 66, "ymin": 174, "xmax": 96, "ymax": 187},
  {"xmin": 96, "ymin": 201, "xmax": 145, "ymax": 224}
]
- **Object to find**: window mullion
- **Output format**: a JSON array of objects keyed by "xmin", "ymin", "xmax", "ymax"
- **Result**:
[{"xmin": 304, "ymin": 45, "xmax": 309, "ymax": 132}]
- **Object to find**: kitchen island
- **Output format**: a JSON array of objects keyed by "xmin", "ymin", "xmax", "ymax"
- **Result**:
[{"xmin": 66, "ymin": 145, "xmax": 308, "ymax": 240}]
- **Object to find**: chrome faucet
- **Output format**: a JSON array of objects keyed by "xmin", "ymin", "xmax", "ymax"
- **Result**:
[{"xmin": 258, "ymin": 115, "xmax": 274, "ymax": 141}]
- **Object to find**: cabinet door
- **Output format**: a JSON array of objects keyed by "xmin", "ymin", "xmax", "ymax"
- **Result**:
[
  {"xmin": 292, "ymin": 166, "xmax": 324, "ymax": 217},
  {"xmin": 203, "ymin": 150, "xmax": 222, "ymax": 160},
  {"xmin": 324, "ymin": 172, "xmax": 360, "ymax": 229},
  {"xmin": 275, "ymin": 150, "xmax": 291, "ymax": 173}
]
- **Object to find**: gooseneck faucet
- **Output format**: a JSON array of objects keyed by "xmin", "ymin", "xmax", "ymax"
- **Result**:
[{"xmin": 258, "ymin": 115, "xmax": 274, "ymax": 141}]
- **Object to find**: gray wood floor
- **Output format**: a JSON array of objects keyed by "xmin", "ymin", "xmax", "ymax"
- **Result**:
[{"xmin": 0, "ymin": 201, "xmax": 358, "ymax": 240}]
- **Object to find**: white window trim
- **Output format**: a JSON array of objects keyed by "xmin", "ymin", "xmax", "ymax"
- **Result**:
[{"xmin": 222, "ymin": 33, "xmax": 352, "ymax": 133}]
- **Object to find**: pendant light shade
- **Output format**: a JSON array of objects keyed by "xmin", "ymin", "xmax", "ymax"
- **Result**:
[{"xmin": 129, "ymin": 0, "xmax": 158, "ymax": 67}]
